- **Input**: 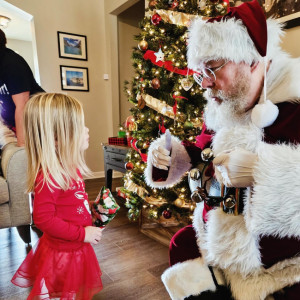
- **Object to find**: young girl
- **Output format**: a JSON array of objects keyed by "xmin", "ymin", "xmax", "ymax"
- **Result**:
[{"xmin": 11, "ymin": 93, "xmax": 103, "ymax": 299}]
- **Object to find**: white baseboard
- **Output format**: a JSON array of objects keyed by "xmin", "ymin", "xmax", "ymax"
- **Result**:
[{"xmin": 91, "ymin": 171, "xmax": 124, "ymax": 179}]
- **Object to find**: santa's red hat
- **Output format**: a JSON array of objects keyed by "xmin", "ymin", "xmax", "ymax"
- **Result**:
[
  {"xmin": 187, "ymin": 0, "xmax": 267, "ymax": 70},
  {"xmin": 187, "ymin": 0, "xmax": 286, "ymax": 128}
]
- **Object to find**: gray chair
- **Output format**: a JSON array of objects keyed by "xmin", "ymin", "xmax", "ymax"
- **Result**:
[{"xmin": 0, "ymin": 142, "xmax": 31, "ymax": 243}]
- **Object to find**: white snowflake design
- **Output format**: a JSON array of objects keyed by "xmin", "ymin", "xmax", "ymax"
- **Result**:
[{"xmin": 77, "ymin": 206, "xmax": 85, "ymax": 214}]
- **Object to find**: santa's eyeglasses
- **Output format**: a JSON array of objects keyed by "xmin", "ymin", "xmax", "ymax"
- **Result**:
[{"xmin": 193, "ymin": 61, "xmax": 228, "ymax": 86}]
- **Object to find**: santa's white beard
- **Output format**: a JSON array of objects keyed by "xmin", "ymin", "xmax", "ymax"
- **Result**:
[
  {"xmin": 204, "ymin": 98, "xmax": 252, "ymax": 132},
  {"xmin": 204, "ymin": 71, "xmax": 252, "ymax": 132}
]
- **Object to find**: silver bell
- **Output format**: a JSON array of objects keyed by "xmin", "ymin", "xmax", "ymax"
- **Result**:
[
  {"xmin": 201, "ymin": 148, "xmax": 214, "ymax": 162},
  {"xmin": 191, "ymin": 190, "xmax": 203, "ymax": 203},
  {"xmin": 189, "ymin": 168, "xmax": 201, "ymax": 181},
  {"xmin": 224, "ymin": 196, "xmax": 236, "ymax": 209}
]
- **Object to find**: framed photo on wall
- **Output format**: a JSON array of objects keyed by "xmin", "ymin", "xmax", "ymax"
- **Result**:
[
  {"xmin": 57, "ymin": 31, "xmax": 88, "ymax": 60},
  {"xmin": 60, "ymin": 65, "xmax": 89, "ymax": 92}
]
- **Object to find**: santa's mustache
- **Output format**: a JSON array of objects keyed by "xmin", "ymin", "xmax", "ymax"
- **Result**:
[{"xmin": 207, "ymin": 89, "xmax": 226, "ymax": 101}]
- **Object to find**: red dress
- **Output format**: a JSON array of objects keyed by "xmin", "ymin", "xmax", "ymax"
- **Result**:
[{"xmin": 11, "ymin": 171, "xmax": 103, "ymax": 300}]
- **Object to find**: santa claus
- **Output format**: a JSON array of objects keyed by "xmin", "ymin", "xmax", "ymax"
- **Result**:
[{"xmin": 144, "ymin": 1, "xmax": 300, "ymax": 299}]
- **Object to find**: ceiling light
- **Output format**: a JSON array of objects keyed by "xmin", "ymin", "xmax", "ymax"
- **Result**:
[{"xmin": 0, "ymin": 15, "xmax": 11, "ymax": 29}]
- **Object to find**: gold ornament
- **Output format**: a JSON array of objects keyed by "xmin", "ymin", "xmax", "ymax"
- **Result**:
[
  {"xmin": 181, "ymin": 77, "xmax": 194, "ymax": 91},
  {"xmin": 138, "ymin": 39, "xmax": 148, "ymax": 51},
  {"xmin": 138, "ymin": 95, "xmax": 146, "ymax": 109},
  {"xmin": 174, "ymin": 198, "xmax": 184, "ymax": 207}
]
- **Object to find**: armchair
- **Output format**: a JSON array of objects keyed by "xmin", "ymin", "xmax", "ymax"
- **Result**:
[{"xmin": 0, "ymin": 142, "xmax": 31, "ymax": 243}]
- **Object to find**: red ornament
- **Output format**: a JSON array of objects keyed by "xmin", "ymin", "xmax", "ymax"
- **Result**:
[
  {"xmin": 151, "ymin": 78, "xmax": 160, "ymax": 89},
  {"xmin": 151, "ymin": 13, "xmax": 162, "ymax": 25},
  {"xmin": 125, "ymin": 162, "xmax": 134, "ymax": 170},
  {"xmin": 171, "ymin": 0, "xmax": 179, "ymax": 9},
  {"xmin": 162, "ymin": 209, "xmax": 172, "ymax": 219}
]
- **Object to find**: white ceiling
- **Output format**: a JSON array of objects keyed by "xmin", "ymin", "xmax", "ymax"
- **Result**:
[{"xmin": 0, "ymin": 0, "xmax": 32, "ymax": 41}]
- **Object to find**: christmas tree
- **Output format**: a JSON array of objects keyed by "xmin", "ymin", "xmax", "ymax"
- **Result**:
[{"xmin": 122, "ymin": 0, "xmax": 231, "ymax": 225}]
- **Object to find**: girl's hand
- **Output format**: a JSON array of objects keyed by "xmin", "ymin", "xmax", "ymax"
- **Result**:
[{"xmin": 84, "ymin": 226, "xmax": 103, "ymax": 245}]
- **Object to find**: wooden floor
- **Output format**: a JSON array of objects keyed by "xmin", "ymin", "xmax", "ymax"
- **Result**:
[{"xmin": 0, "ymin": 178, "xmax": 170, "ymax": 300}]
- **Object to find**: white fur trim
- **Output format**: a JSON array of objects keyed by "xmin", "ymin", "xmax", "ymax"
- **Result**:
[
  {"xmin": 161, "ymin": 257, "xmax": 217, "ymax": 300},
  {"xmin": 187, "ymin": 17, "xmax": 261, "ymax": 70},
  {"xmin": 212, "ymin": 124, "xmax": 262, "ymax": 156},
  {"xmin": 144, "ymin": 134, "xmax": 192, "ymax": 189},
  {"xmin": 245, "ymin": 143, "xmax": 300, "ymax": 238},
  {"xmin": 187, "ymin": 18, "xmax": 285, "ymax": 70},
  {"xmin": 193, "ymin": 203, "xmax": 262, "ymax": 276},
  {"xmin": 251, "ymin": 100, "xmax": 279, "ymax": 128},
  {"xmin": 226, "ymin": 256, "xmax": 300, "ymax": 300}
]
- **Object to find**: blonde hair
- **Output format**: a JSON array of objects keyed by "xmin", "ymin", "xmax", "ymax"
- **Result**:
[{"xmin": 24, "ymin": 93, "xmax": 92, "ymax": 192}]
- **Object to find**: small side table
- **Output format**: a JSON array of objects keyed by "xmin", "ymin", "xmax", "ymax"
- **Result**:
[{"xmin": 102, "ymin": 144, "xmax": 129, "ymax": 190}]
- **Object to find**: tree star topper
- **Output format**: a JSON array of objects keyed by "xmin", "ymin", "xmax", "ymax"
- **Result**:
[{"xmin": 154, "ymin": 48, "xmax": 165, "ymax": 62}]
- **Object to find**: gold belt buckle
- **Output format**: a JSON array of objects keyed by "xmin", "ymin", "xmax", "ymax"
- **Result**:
[{"xmin": 220, "ymin": 184, "xmax": 241, "ymax": 216}]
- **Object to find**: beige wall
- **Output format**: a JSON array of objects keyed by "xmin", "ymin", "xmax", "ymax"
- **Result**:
[
  {"xmin": 6, "ymin": 0, "xmax": 111, "ymax": 176},
  {"xmin": 6, "ymin": 39, "xmax": 35, "ymax": 76},
  {"xmin": 118, "ymin": 0, "xmax": 145, "ymax": 124},
  {"xmin": 281, "ymin": 26, "xmax": 300, "ymax": 58}
]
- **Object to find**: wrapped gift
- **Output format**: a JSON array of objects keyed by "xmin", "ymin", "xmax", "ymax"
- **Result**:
[
  {"xmin": 108, "ymin": 137, "xmax": 127, "ymax": 146},
  {"xmin": 91, "ymin": 187, "xmax": 120, "ymax": 228}
]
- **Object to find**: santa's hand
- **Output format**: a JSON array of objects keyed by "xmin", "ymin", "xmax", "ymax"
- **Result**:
[
  {"xmin": 213, "ymin": 148, "xmax": 258, "ymax": 187},
  {"xmin": 152, "ymin": 130, "xmax": 172, "ymax": 170}
]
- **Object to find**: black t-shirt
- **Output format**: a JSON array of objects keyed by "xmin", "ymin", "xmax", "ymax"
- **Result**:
[{"xmin": 0, "ymin": 47, "xmax": 44, "ymax": 130}]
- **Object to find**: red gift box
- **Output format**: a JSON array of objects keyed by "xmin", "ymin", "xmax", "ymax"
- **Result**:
[
  {"xmin": 117, "ymin": 189, "xmax": 127, "ymax": 199},
  {"xmin": 108, "ymin": 137, "xmax": 127, "ymax": 146}
]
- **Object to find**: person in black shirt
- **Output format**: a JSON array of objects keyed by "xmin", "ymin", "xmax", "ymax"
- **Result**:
[{"xmin": 0, "ymin": 29, "xmax": 44, "ymax": 147}]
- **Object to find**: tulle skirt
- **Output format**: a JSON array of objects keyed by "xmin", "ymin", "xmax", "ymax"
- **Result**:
[{"xmin": 11, "ymin": 234, "xmax": 102, "ymax": 300}]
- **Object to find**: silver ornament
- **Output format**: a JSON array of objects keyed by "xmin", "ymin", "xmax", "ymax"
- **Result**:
[
  {"xmin": 224, "ymin": 196, "xmax": 236, "ymax": 209},
  {"xmin": 201, "ymin": 148, "xmax": 214, "ymax": 162},
  {"xmin": 189, "ymin": 168, "xmax": 201, "ymax": 180}
]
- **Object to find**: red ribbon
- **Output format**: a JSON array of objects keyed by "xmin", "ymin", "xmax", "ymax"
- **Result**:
[
  {"xmin": 172, "ymin": 94, "xmax": 188, "ymax": 100},
  {"xmin": 172, "ymin": 94, "xmax": 188, "ymax": 115},
  {"xmin": 144, "ymin": 50, "xmax": 195, "ymax": 76},
  {"xmin": 131, "ymin": 139, "xmax": 148, "ymax": 163},
  {"xmin": 159, "ymin": 117, "xmax": 166, "ymax": 134}
]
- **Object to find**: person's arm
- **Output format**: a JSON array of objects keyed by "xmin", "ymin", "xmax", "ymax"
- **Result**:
[{"xmin": 11, "ymin": 91, "xmax": 30, "ymax": 147}]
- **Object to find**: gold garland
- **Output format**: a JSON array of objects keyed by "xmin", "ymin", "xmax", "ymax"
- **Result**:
[
  {"xmin": 124, "ymin": 178, "xmax": 149, "ymax": 198},
  {"xmin": 146, "ymin": 9, "xmax": 199, "ymax": 27},
  {"xmin": 141, "ymin": 93, "xmax": 175, "ymax": 119},
  {"xmin": 139, "ymin": 93, "xmax": 203, "ymax": 128}
]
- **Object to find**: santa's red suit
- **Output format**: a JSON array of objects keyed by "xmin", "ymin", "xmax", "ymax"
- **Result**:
[{"xmin": 144, "ymin": 2, "xmax": 300, "ymax": 299}]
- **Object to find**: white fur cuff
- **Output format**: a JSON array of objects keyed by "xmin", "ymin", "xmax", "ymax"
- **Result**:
[
  {"xmin": 161, "ymin": 257, "xmax": 217, "ymax": 300},
  {"xmin": 145, "ymin": 134, "xmax": 192, "ymax": 189},
  {"xmin": 246, "ymin": 143, "xmax": 300, "ymax": 238}
]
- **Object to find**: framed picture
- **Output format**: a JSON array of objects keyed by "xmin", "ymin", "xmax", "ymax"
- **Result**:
[
  {"xmin": 265, "ymin": 0, "xmax": 300, "ymax": 28},
  {"xmin": 57, "ymin": 31, "xmax": 88, "ymax": 60},
  {"xmin": 60, "ymin": 65, "xmax": 89, "ymax": 92}
]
